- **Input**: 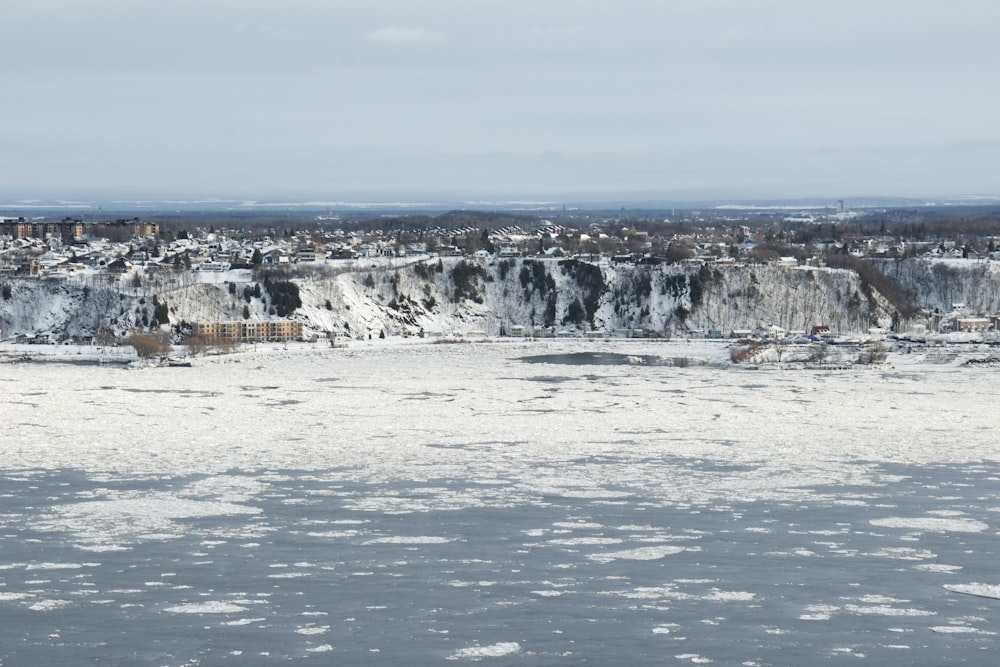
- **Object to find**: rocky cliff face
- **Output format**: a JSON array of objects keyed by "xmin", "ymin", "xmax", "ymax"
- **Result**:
[
  {"xmin": 2, "ymin": 257, "xmax": 997, "ymax": 340},
  {"xmin": 875, "ymin": 258, "xmax": 1000, "ymax": 315},
  {"xmin": 289, "ymin": 259, "xmax": 900, "ymax": 336}
]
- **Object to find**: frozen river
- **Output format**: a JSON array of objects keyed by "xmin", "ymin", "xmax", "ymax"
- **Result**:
[{"xmin": 2, "ymin": 340, "xmax": 1000, "ymax": 665}]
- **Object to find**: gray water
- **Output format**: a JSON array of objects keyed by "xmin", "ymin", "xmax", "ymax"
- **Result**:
[{"xmin": 2, "ymin": 461, "xmax": 999, "ymax": 666}]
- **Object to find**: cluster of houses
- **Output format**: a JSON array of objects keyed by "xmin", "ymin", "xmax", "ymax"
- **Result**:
[
  {"xmin": 5, "ymin": 212, "xmax": 1000, "ymax": 339},
  {"xmin": 936, "ymin": 304, "xmax": 1000, "ymax": 334},
  {"xmin": 3, "ymin": 212, "xmax": 1000, "ymax": 276},
  {"xmin": 0, "ymin": 216, "xmax": 160, "ymax": 242}
]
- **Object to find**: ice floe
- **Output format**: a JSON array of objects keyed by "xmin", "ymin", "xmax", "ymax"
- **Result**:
[
  {"xmin": 306, "ymin": 644, "xmax": 335, "ymax": 652},
  {"xmin": 944, "ymin": 583, "xmax": 1000, "ymax": 600},
  {"xmin": 588, "ymin": 545, "xmax": 685, "ymax": 563},
  {"xmin": 931, "ymin": 625, "xmax": 996, "ymax": 635},
  {"xmin": 164, "ymin": 602, "xmax": 248, "ymax": 614},
  {"xmin": 870, "ymin": 517, "xmax": 988, "ymax": 532},
  {"xmin": 448, "ymin": 642, "xmax": 522, "ymax": 660}
]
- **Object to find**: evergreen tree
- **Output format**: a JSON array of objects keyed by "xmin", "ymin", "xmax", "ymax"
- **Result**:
[{"xmin": 153, "ymin": 300, "xmax": 169, "ymax": 325}]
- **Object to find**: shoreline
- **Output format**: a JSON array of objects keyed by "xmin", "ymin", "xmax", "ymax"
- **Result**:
[{"xmin": 3, "ymin": 334, "xmax": 997, "ymax": 371}]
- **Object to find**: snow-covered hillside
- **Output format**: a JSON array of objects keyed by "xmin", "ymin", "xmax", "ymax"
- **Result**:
[
  {"xmin": 2, "ymin": 257, "xmax": 997, "ymax": 340},
  {"xmin": 876, "ymin": 258, "xmax": 1000, "ymax": 315},
  {"xmin": 246, "ymin": 259, "xmax": 901, "ymax": 337}
]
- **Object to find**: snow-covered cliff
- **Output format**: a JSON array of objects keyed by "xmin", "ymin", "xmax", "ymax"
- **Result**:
[
  {"xmin": 2, "ymin": 257, "xmax": 997, "ymax": 340},
  {"xmin": 875, "ymin": 258, "xmax": 1000, "ymax": 315}
]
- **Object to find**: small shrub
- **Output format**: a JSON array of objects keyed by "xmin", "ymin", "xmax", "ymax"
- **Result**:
[{"xmin": 730, "ymin": 342, "xmax": 763, "ymax": 363}]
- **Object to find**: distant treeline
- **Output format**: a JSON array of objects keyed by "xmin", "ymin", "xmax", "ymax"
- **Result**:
[{"xmin": 139, "ymin": 206, "xmax": 1000, "ymax": 250}]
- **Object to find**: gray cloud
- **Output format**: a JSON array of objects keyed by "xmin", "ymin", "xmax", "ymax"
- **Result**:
[{"xmin": 2, "ymin": 0, "xmax": 998, "ymax": 201}]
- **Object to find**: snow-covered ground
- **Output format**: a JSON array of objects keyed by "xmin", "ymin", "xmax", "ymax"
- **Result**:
[
  {"xmin": 2, "ymin": 340, "xmax": 1000, "ymax": 664},
  {"xmin": 3, "ymin": 338, "xmax": 998, "ymax": 474}
]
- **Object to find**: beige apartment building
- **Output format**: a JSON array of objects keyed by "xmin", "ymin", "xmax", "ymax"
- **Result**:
[{"xmin": 192, "ymin": 320, "xmax": 303, "ymax": 343}]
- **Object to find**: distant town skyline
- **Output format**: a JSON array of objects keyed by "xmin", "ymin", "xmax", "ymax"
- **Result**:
[{"xmin": 3, "ymin": 0, "xmax": 999, "ymax": 202}]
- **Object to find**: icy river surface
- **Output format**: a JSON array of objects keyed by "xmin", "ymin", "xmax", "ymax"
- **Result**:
[{"xmin": 3, "ymin": 340, "xmax": 1000, "ymax": 665}]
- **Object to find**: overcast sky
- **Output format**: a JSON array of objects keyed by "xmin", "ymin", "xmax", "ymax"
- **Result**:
[{"xmin": 3, "ymin": 0, "xmax": 999, "ymax": 203}]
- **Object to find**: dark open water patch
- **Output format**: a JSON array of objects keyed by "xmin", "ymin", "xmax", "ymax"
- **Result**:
[
  {"xmin": 520, "ymin": 352, "xmax": 670, "ymax": 366},
  {"xmin": 120, "ymin": 388, "xmax": 201, "ymax": 395},
  {"xmin": 2, "ymin": 356, "xmax": 133, "ymax": 367},
  {"xmin": 1, "ymin": 462, "xmax": 1000, "ymax": 665},
  {"xmin": 520, "ymin": 375, "xmax": 578, "ymax": 384}
]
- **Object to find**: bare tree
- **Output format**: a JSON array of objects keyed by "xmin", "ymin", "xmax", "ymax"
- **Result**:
[
  {"xmin": 807, "ymin": 341, "xmax": 828, "ymax": 363},
  {"xmin": 857, "ymin": 341, "xmax": 888, "ymax": 364},
  {"xmin": 94, "ymin": 328, "xmax": 119, "ymax": 347},
  {"xmin": 185, "ymin": 334, "xmax": 208, "ymax": 355},
  {"xmin": 125, "ymin": 330, "xmax": 172, "ymax": 359}
]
